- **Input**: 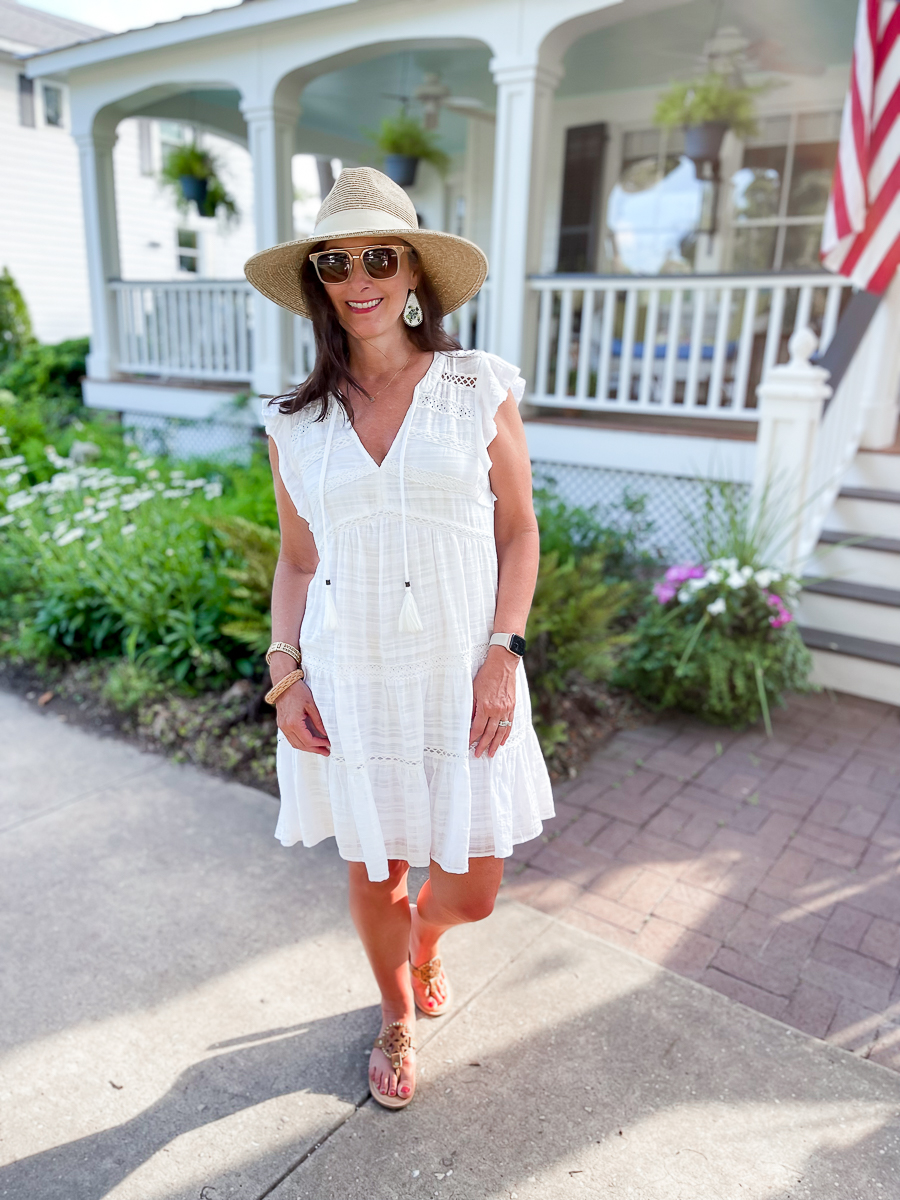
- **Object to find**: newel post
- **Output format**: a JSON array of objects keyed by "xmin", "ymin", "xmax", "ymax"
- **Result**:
[{"xmin": 752, "ymin": 328, "xmax": 832, "ymax": 573}]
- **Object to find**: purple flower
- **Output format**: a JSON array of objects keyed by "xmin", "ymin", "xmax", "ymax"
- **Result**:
[
  {"xmin": 665, "ymin": 563, "xmax": 705, "ymax": 585},
  {"xmin": 654, "ymin": 582, "xmax": 677, "ymax": 604}
]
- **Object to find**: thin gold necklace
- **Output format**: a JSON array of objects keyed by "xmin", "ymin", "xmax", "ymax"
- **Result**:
[{"xmin": 365, "ymin": 352, "xmax": 412, "ymax": 403}]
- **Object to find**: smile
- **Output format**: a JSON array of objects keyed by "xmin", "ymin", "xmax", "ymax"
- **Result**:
[{"xmin": 346, "ymin": 298, "xmax": 383, "ymax": 311}]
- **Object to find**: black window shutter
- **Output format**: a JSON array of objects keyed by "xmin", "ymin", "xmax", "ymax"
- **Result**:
[
  {"xmin": 557, "ymin": 123, "xmax": 607, "ymax": 274},
  {"xmin": 18, "ymin": 76, "xmax": 35, "ymax": 128}
]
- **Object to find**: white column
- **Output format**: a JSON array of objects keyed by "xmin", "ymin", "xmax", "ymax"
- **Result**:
[
  {"xmin": 752, "ymin": 328, "xmax": 832, "ymax": 573},
  {"xmin": 74, "ymin": 129, "xmax": 120, "ymax": 381},
  {"xmin": 241, "ymin": 102, "xmax": 297, "ymax": 396},
  {"xmin": 488, "ymin": 61, "xmax": 562, "ymax": 368}
]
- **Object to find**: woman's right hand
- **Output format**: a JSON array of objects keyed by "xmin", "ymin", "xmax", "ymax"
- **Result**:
[{"xmin": 276, "ymin": 677, "xmax": 331, "ymax": 756}]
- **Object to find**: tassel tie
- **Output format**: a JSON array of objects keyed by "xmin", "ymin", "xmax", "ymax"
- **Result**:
[{"xmin": 316, "ymin": 391, "xmax": 424, "ymax": 634}]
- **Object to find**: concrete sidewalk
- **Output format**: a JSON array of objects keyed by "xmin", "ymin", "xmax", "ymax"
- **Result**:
[{"xmin": 2, "ymin": 689, "xmax": 899, "ymax": 1200}]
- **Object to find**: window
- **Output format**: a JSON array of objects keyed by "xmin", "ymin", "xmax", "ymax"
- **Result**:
[
  {"xmin": 18, "ymin": 76, "xmax": 35, "ymax": 128},
  {"xmin": 43, "ymin": 85, "xmax": 63, "ymax": 127},
  {"xmin": 177, "ymin": 229, "xmax": 199, "ymax": 273},
  {"xmin": 557, "ymin": 123, "xmax": 607, "ymax": 273},
  {"xmin": 605, "ymin": 127, "xmax": 704, "ymax": 274},
  {"xmin": 159, "ymin": 120, "xmax": 191, "ymax": 172},
  {"xmin": 729, "ymin": 112, "xmax": 840, "ymax": 271}
]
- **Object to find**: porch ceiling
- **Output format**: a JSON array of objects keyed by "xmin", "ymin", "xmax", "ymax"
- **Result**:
[
  {"xmin": 119, "ymin": 44, "xmax": 494, "ymax": 160},
  {"xmin": 560, "ymin": 0, "xmax": 854, "ymax": 96}
]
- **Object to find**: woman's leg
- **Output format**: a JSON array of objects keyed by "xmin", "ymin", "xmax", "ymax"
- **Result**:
[
  {"xmin": 347, "ymin": 859, "xmax": 417, "ymax": 1099},
  {"xmin": 409, "ymin": 857, "xmax": 505, "ymax": 1010}
]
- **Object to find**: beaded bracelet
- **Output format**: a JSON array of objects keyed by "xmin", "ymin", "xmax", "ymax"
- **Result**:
[
  {"xmin": 266, "ymin": 641, "xmax": 301, "ymax": 666},
  {"xmin": 265, "ymin": 668, "xmax": 305, "ymax": 706}
]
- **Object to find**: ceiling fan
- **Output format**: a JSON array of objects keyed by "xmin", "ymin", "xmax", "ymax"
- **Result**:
[
  {"xmin": 413, "ymin": 73, "xmax": 495, "ymax": 127},
  {"xmin": 699, "ymin": 24, "xmax": 826, "ymax": 81}
]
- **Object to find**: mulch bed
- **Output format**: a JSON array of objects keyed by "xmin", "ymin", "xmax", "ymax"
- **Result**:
[{"xmin": 0, "ymin": 660, "xmax": 655, "ymax": 793}]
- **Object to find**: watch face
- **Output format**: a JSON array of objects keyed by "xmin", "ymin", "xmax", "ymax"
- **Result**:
[{"xmin": 509, "ymin": 634, "xmax": 527, "ymax": 656}]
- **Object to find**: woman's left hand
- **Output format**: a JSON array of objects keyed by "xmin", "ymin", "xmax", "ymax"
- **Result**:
[{"xmin": 470, "ymin": 648, "xmax": 517, "ymax": 758}]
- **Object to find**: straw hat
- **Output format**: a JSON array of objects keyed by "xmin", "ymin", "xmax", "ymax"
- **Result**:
[{"xmin": 244, "ymin": 166, "xmax": 488, "ymax": 320}]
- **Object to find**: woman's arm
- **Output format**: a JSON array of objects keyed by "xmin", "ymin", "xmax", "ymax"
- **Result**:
[
  {"xmin": 268, "ymin": 438, "xmax": 331, "ymax": 756},
  {"xmin": 470, "ymin": 388, "xmax": 540, "ymax": 758}
]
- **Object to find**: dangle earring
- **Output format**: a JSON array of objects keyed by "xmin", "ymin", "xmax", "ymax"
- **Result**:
[{"xmin": 403, "ymin": 290, "xmax": 423, "ymax": 327}]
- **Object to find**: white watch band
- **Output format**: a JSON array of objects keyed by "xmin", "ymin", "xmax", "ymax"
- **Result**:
[{"xmin": 489, "ymin": 632, "xmax": 524, "ymax": 655}]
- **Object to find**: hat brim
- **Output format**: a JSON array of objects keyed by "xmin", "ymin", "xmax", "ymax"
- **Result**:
[{"xmin": 244, "ymin": 228, "xmax": 488, "ymax": 320}]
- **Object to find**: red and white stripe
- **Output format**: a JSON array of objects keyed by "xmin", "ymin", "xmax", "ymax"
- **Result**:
[{"xmin": 821, "ymin": 0, "xmax": 900, "ymax": 293}]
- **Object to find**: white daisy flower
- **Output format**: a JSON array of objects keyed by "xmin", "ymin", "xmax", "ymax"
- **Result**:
[
  {"xmin": 707, "ymin": 597, "xmax": 727, "ymax": 616},
  {"xmin": 56, "ymin": 526, "xmax": 85, "ymax": 546},
  {"xmin": 121, "ymin": 523, "xmax": 137, "ymax": 537}
]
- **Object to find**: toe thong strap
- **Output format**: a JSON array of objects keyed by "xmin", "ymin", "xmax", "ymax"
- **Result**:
[
  {"xmin": 375, "ymin": 1020, "xmax": 414, "ymax": 1082},
  {"xmin": 410, "ymin": 956, "xmax": 443, "ymax": 998}
]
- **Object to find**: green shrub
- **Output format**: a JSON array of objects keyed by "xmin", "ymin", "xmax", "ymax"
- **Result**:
[
  {"xmin": 209, "ymin": 515, "xmax": 280, "ymax": 655},
  {"xmin": 0, "ymin": 268, "xmax": 34, "ymax": 368},
  {"xmin": 0, "ymin": 447, "xmax": 243, "ymax": 686},
  {"xmin": 653, "ymin": 73, "xmax": 765, "ymax": 138}
]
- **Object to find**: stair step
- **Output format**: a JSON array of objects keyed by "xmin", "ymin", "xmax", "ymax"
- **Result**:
[
  {"xmin": 808, "ymin": 648, "xmax": 900, "ymax": 705},
  {"xmin": 801, "ymin": 578, "xmax": 900, "ymax": 606},
  {"xmin": 799, "ymin": 626, "xmax": 900, "ymax": 667},
  {"xmin": 818, "ymin": 530, "xmax": 900, "ymax": 555},
  {"xmin": 843, "ymin": 450, "xmax": 900, "ymax": 492},
  {"xmin": 838, "ymin": 486, "xmax": 900, "ymax": 505}
]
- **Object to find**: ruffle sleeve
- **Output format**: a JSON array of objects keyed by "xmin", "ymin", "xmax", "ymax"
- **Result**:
[
  {"xmin": 478, "ymin": 351, "xmax": 526, "ymax": 448},
  {"xmin": 261, "ymin": 397, "xmax": 312, "ymax": 523}
]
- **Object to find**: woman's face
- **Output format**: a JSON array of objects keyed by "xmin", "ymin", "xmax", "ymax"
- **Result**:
[{"xmin": 318, "ymin": 236, "xmax": 419, "ymax": 340}]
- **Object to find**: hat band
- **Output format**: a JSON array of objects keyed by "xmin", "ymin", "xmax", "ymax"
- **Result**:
[{"xmin": 313, "ymin": 207, "xmax": 416, "ymax": 237}]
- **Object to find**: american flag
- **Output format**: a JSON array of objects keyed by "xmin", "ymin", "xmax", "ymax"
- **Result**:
[{"xmin": 821, "ymin": 0, "xmax": 900, "ymax": 293}]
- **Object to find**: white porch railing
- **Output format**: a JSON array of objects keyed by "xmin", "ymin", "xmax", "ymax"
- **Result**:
[
  {"xmin": 528, "ymin": 272, "xmax": 853, "ymax": 419},
  {"xmin": 752, "ymin": 275, "xmax": 900, "ymax": 572},
  {"xmin": 110, "ymin": 280, "xmax": 254, "ymax": 381}
]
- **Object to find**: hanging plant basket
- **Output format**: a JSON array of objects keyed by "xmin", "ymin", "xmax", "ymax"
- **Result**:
[
  {"xmin": 179, "ymin": 175, "xmax": 209, "ymax": 212},
  {"xmin": 382, "ymin": 154, "xmax": 420, "ymax": 188},
  {"xmin": 683, "ymin": 120, "xmax": 729, "ymax": 170}
]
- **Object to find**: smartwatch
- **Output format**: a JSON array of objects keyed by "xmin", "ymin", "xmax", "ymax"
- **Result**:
[{"xmin": 489, "ymin": 632, "xmax": 527, "ymax": 657}]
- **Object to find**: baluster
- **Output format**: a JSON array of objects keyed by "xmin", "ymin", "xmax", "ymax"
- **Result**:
[
  {"xmin": 555, "ymin": 287, "xmax": 574, "ymax": 400},
  {"xmin": 763, "ymin": 285, "xmax": 786, "ymax": 374},
  {"xmin": 534, "ymin": 289, "xmax": 553, "ymax": 400},
  {"xmin": 707, "ymin": 286, "xmax": 732, "ymax": 409},
  {"xmin": 575, "ymin": 289, "xmax": 594, "ymax": 403},
  {"xmin": 684, "ymin": 287, "xmax": 706, "ymax": 408},
  {"xmin": 819, "ymin": 284, "xmax": 843, "ymax": 352},
  {"xmin": 793, "ymin": 284, "xmax": 813, "ymax": 334},
  {"xmin": 732, "ymin": 286, "xmax": 758, "ymax": 412},
  {"xmin": 637, "ymin": 286, "xmax": 660, "ymax": 407},
  {"xmin": 617, "ymin": 286, "xmax": 638, "ymax": 403},
  {"xmin": 596, "ymin": 288, "xmax": 615, "ymax": 402},
  {"xmin": 660, "ymin": 286, "xmax": 682, "ymax": 408}
]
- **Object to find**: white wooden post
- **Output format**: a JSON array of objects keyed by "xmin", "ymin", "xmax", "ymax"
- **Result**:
[
  {"xmin": 860, "ymin": 272, "xmax": 900, "ymax": 448},
  {"xmin": 74, "ymin": 127, "xmax": 120, "ymax": 381},
  {"xmin": 752, "ymin": 328, "xmax": 832, "ymax": 572},
  {"xmin": 241, "ymin": 101, "xmax": 296, "ymax": 397},
  {"xmin": 488, "ymin": 60, "xmax": 562, "ymax": 368}
]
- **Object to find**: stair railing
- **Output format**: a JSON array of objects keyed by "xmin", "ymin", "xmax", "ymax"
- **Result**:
[{"xmin": 752, "ymin": 274, "xmax": 900, "ymax": 574}]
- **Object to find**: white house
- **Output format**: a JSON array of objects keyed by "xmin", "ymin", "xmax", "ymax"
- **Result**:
[
  {"xmin": 0, "ymin": 0, "xmax": 259, "ymax": 343},
  {"xmin": 23, "ymin": 0, "xmax": 900, "ymax": 705}
]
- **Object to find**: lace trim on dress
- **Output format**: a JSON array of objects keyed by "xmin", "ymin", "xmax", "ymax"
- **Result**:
[
  {"xmin": 415, "ymin": 426, "xmax": 476, "ymax": 455},
  {"xmin": 303, "ymin": 644, "xmax": 490, "ymax": 679},
  {"xmin": 417, "ymin": 391, "xmax": 474, "ymax": 421},
  {"xmin": 324, "ymin": 464, "xmax": 376, "ymax": 494},
  {"xmin": 440, "ymin": 372, "xmax": 478, "ymax": 388}
]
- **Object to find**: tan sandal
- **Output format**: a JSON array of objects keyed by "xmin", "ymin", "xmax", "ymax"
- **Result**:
[
  {"xmin": 369, "ymin": 1019, "xmax": 416, "ymax": 1110},
  {"xmin": 410, "ymin": 955, "xmax": 452, "ymax": 1018}
]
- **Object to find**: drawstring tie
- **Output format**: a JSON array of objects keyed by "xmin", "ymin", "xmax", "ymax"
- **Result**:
[
  {"xmin": 396, "ymin": 391, "xmax": 423, "ymax": 633},
  {"xmin": 316, "ymin": 392, "xmax": 424, "ymax": 634},
  {"xmin": 317, "ymin": 402, "xmax": 340, "ymax": 631}
]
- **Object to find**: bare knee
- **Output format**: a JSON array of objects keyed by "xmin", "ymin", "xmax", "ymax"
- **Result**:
[
  {"xmin": 348, "ymin": 858, "xmax": 409, "ymax": 900},
  {"xmin": 445, "ymin": 891, "xmax": 496, "ymax": 924}
]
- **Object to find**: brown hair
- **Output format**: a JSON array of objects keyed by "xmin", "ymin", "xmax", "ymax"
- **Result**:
[{"xmin": 271, "ymin": 245, "xmax": 459, "ymax": 420}]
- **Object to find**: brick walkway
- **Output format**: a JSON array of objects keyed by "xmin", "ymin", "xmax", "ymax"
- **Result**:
[{"xmin": 504, "ymin": 690, "xmax": 900, "ymax": 1072}]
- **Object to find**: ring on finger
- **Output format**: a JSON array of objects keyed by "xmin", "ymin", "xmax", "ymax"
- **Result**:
[{"xmin": 497, "ymin": 719, "xmax": 512, "ymax": 727}]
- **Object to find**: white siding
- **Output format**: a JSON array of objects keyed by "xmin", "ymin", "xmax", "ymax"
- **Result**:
[{"xmin": 0, "ymin": 56, "xmax": 91, "ymax": 343}]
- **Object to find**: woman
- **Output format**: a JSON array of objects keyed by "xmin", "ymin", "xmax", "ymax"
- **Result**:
[{"xmin": 245, "ymin": 167, "xmax": 553, "ymax": 1110}]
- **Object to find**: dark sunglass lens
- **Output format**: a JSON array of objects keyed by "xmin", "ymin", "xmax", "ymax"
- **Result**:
[
  {"xmin": 317, "ymin": 252, "xmax": 351, "ymax": 283},
  {"xmin": 362, "ymin": 247, "xmax": 399, "ymax": 278}
]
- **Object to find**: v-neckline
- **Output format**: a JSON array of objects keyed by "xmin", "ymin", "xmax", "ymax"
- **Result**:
[{"xmin": 347, "ymin": 352, "xmax": 438, "ymax": 470}]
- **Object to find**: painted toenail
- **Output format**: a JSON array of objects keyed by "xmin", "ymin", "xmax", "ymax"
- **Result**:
[{"xmin": 400, "ymin": 1086, "xmax": 410, "ymax": 1095}]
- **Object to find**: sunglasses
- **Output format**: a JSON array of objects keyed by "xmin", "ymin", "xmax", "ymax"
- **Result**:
[{"xmin": 308, "ymin": 245, "xmax": 410, "ymax": 286}]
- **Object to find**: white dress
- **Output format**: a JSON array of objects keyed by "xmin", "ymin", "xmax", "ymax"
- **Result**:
[{"xmin": 263, "ymin": 348, "xmax": 554, "ymax": 882}]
